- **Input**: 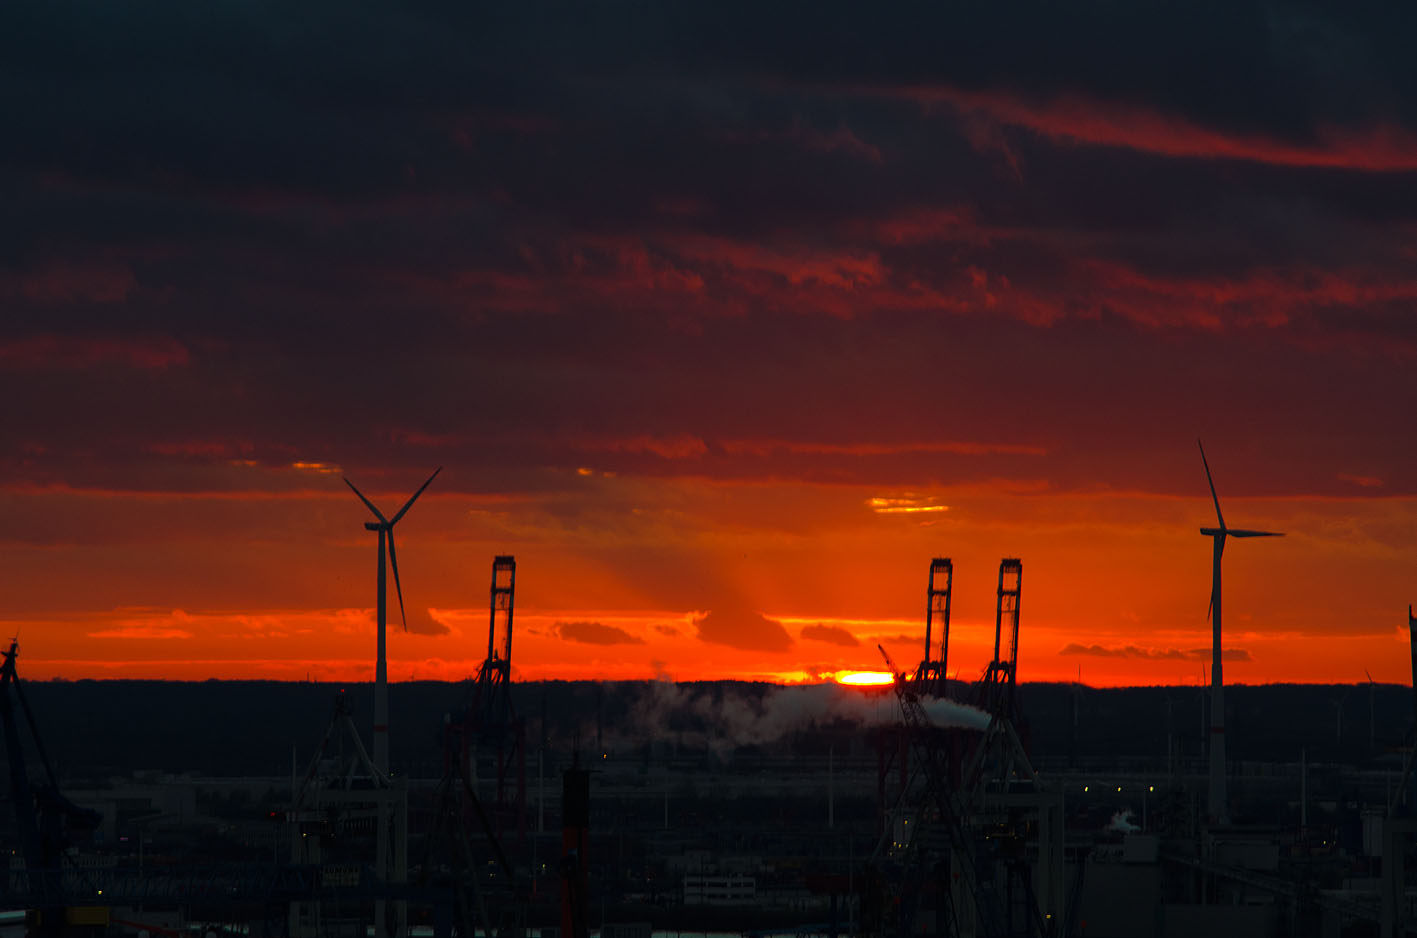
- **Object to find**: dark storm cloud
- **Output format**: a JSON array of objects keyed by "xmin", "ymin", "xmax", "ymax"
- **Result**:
[{"xmin": 3, "ymin": 1, "xmax": 1415, "ymax": 501}]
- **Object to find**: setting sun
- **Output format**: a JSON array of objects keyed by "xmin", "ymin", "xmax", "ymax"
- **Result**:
[{"xmin": 835, "ymin": 670, "xmax": 896, "ymax": 686}]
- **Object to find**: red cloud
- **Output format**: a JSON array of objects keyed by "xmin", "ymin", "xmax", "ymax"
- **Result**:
[
  {"xmin": 891, "ymin": 85, "xmax": 1417, "ymax": 173},
  {"xmin": 573, "ymin": 434, "xmax": 710, "ymax": 460},
  {"xmin": 20, "ymin": 262, "xmax": 137, "ymax": 304},
  {"xmin": 1078, "ymin": 259, "xmax": 1417, "ymax": 331},
  {"xmin": 0, "ymin": 334, "xmax": 189, "ymax": 371},
  {"xmin": 87, "ymin": 626, "xmax": 194, "ymax": 640},
  {"xmin": 148, "ymin": 440, "xmax": 259, "ymax": 460},
  {"xmin": 721, "ymin": 439, "xmax": 1045, "ymax": 457}
]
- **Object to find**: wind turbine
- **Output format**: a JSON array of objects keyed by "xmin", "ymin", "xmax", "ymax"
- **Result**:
[
  {"xmin": 345, "ymin": 466, "xmax": 442, "ymax": 774},
  {"xmin": 1198, "ymin": 439, "xmax": 1282, "ymax": 824}
]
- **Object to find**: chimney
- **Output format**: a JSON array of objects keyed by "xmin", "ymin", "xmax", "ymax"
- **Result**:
[{"xmin": 560, "ymin": 759, "xmax": 590, "ymax": 938}]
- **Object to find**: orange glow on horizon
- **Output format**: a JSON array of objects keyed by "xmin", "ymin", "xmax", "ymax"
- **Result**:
[{"xmin": 3, "ymin": 473, "xmax": 1413, "ymax": 687}]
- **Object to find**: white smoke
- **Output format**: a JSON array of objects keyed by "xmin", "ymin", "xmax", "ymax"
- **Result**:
[
  {"xmin": 616, "ymin": 681, "xmax": 990, "ymax": 757},
  {"xmin": 921, "ymin": 698, "xmax": 992, "ymax": 731},
  {"xmin": 1105, "ymin": 809, "xmax": 1139, "ymax": 833}
]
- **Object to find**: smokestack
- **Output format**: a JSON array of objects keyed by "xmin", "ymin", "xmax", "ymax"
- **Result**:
[
  {"xmin": 1300, "ymin": 747, "xmax": 1307, "ymax": 830},
  {"xmin": 1409, "ymin": 606, "xmax": 1416, "ymax": 812},
  {"xmin": 561, "ymin": 759, "xmax": 590, "ymax": 938},
  {"xmin": 1409, "ymin": 606, "xmax": 1417, "ymax": 736}
]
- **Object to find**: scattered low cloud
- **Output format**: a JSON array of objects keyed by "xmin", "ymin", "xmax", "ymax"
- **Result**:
[
  {"xmin": 1060, "ymin": 643, "xmax": 1251, "ymax": 662},
  {"xmin": 558, "ymin": 620, "xmax": 646, "ymax": 645},
  {"xmin": 403, "ymin": 607, "xmax": 450, "ymax": 636},
  {"xmin": 800, "ymin": 623, "xmax": 860, "ymax": 646},
  {"xmin": 0, "ymin": 334, "xmax": 189, "ymax": 371},
  {"xmin": 87, "ymin": 626, "xmax": 193, "ymax": 640},
  {"xmin": 573, "ymin": 434, "xmax": 709, "ymax": 460},
  {"xmin": 877, "ymin": 634, "xmax": 921, "ymax": 649},
  {"xmin": 695, "ymin": 608, "xmax": 794, "ymax": 652}
]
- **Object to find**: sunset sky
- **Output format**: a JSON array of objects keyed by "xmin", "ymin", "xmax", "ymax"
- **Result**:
[{"xmin": 3, "ymin": 3, "xmax": 1415, "ymax": 686}]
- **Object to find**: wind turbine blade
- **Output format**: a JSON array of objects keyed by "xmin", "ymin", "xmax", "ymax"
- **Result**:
[
  {"xmin": 344, "ymin": 477, "xmax": 388, "ymax": 524},
  {"xmin": 1197, "ymin": 439, "xmax": 1226, "ymax": 530},
  {"xmin": 387, "ymin": 530, "xmax": 408, "ymax": 631},
  {"xmin": 1365, "ymin": 668, "xmax": 1373, "ymax": 685},
  {"xmin": 391, "ymin": 466, "xmax": 443, "ymax": 525},
  {"xmin": 1227, "ymin": 529, "xmax": 1284, "ymax": 538},
  {"xmin": 1207, "ymin": 590, "xmax": 1213, "ymax": 622}
]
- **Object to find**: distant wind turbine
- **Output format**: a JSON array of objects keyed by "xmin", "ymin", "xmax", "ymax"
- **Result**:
[
  {"xmin": 1198, "ymin": 439, "xmax": 1283, "ymax": 824},
  {"xmin": 345, "ymin": 466, "xmax": 442, "ymax": 774}
]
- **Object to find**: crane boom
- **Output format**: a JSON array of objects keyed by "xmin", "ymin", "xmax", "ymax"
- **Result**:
[{"xmin": 1, "ymin": 640, "xmax": 101, "ymax": 922}]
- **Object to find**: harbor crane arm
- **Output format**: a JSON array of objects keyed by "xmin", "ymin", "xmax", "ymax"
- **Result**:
[{"xmin": 1, "ymin": 640, "xmax": 101, "ymax": 913}]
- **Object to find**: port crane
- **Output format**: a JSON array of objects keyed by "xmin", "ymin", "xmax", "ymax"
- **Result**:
[
  {"xmin": 0, "ymin": 639, "xmax": 101, "ymax": 934},
  {"xmin": 869, "ymin": 560, "xmax": 1066, "ymax": 938},
  {"xmin": 872, "ymin": 643, "xmax": 989, "ymax": 938},
  {"xmin": 446, "ymin": 556, "xmax": 527, "ymax": 840}
]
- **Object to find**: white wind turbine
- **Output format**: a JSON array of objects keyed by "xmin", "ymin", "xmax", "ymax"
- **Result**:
[
  {"xmin": 345, "ymin": 466, "xmax": 442, "ymax": 775},
  {"xmin": 1198, "ymin": 440, "xmax": 1282, "ymax": 824}
]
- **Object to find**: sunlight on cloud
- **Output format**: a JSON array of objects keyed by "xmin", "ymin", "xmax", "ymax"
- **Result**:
[
  {"xmin": 87, "ymin": 625, "xmax": 194, "ymax": 640},
  {"xmin": 291, "ymin": 461, "xmax": 340, "ymax": 474},
  {"xmin": 867, "ymin": 494, "xmax": 948, "ymax": 514}
]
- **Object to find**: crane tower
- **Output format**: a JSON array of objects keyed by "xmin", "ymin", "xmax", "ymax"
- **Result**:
[
  {"xmin": 914, "ymin": 558, "xmax": 953, "ymax": 698},
  {"xmin": 447, "ymin": 556, "xmax": 527, "ymax": 841},
  {"xmin": 980, "ymin": 559, "xmax": 1022, "ymax": 718}
]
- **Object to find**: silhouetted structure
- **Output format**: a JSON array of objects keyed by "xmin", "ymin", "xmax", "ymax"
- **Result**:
[
  {"xmin": 871, "ymin": 642, "xmax": 1061, "ymax": 938},
  {"xmin": 1409, "ymin": 604, "xmax": 1417, "ymax": 738},
  {"xmin": 978, "ymin": 559, "xmax": 1022, "ymax": 719},
  {"xmin": 344, "ymin": 467, "xmax": 440, "ymax": 938},
  {"xmin": 288, "ymin": 693, "xmax": 407, "ymax": 938},
  {"xmin": 343, "ymin": 467, "xmax": 442, "ymax": 776},
  {"xmin": 1, "ymin": 640, "xmax": 100, "ymax": 937},
  {"xmin": 560, "ymin": 759, "xmax": 590, "ymax": 938},
  {"xmin": 914, "ymin": 558, "xmax": 953, "ymax": 698},
  {"xmin": 1196, "ymin": 440, "xmax": 1282, "ymax": 825},
  {"xmin": 447, "ymin": 556, "xmax": 528, "ymax": 841}
]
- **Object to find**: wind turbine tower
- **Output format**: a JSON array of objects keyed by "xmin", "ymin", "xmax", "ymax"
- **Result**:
[
  {"xmin": 345, "ymin": 466, "xmax": 442, "ymax": 774},
  {"xmin": 1198, "ymin": 440, "xmax": 1281, "ymax": 824}
]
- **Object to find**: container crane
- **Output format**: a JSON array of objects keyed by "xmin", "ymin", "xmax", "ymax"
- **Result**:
[{"xmin": 1, "ymin": 639, "xmax": 101, "ymax": 934}]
